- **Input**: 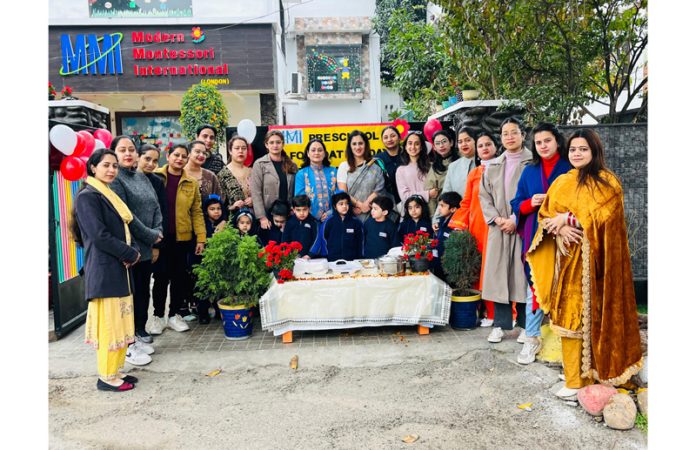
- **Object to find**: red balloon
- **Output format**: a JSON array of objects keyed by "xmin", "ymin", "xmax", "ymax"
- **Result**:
[
  {"xmin": 79, "ymin": 155, "xmax": 90, "ymax": 166},
  {"xmin": 76, "ymin": 130, "xmax": 96, "ymax": 158},
  {"xmin": 60, "ymin": 156, "xmax": 86, "ymax": 181},
  {"xmin": 423, "ymin": 119, "xmax": 443, "ymax": 143},
  {"xmin": 244, "ymin": 143, "xmax": 254, "ymax": 167},
  {"xmin": 93, "ymin": 128, "xmax": 113, "ymax": 148},
  {"xmin": 72, "ymin": 133, "xmax": 85, "ymax": 157}
]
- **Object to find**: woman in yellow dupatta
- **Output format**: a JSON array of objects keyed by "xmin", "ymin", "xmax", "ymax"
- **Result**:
[
  {"xmin": 527, "ymin": 129, "xmax": 643, "ymax": 398},
  {"xmin": 72, "ymin": 148, "xmax": 142, "ymax": 392}
]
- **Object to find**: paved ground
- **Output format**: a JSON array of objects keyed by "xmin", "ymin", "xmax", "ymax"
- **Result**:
[{"xmin": 49, "ymin": 317, "xmax": 647, "ymax": 449}]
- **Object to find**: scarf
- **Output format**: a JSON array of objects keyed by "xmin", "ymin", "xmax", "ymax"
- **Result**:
[{"xmin": 85, "ymin": 176, "xmax": 134, "ymax": 246}]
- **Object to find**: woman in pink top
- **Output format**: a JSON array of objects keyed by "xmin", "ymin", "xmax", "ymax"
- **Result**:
[{"xmin": 395, "ymin": 131, "xmax": 436, "ymax": 215}]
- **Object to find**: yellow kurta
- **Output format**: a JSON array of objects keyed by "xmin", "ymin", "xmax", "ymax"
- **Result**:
[{"xmin": 527, "ymin": 169, "xmax": 643, "ymax": 386}]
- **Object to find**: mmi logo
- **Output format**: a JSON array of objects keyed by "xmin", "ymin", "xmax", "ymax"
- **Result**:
[
  {"xmin": 60, "ymin": 33, "xmax": 124, "ymax": 76},
  {"xmin": 282, "ymin": 129, "xmax": 303, "ymax": 145}
]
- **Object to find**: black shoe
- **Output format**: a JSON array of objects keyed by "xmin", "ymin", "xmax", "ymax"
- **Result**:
[
  {"xmin": 199, "ymin": 315, "xmax": 211, "ymax": 325},
  {"xmin": 135, "ymin": 329, "xmax": 153, "ymax": 344},
  {"xmin": 122, "ymin": 374, "xmax": 139, "ymax": 384},
  {"xmin": 97, "ymin": 378, "xmax": 135, "ymax": 392}
]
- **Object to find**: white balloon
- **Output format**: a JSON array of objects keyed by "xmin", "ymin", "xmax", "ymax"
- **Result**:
[
  {"xmin": 237, "ymin": 119, "xmax": 257, "ymax": 142},
  {"xmin": 425, "ymin": 141, "xmax": 433, "ymax": 153},
  {"xmin": 49, "ymin": 124, "xmax": 78, "ymax": 155},
  {"xmin": 94, "ymin": 139, "xmax": 106, "ymax": 150}
]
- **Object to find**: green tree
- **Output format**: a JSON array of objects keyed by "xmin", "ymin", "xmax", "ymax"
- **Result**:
[
  {"xmin": 433, "ymin": 0, "xmax": 647, "ymax": 124},
  {"xmin": 180, "ymin": 82, "xmax": 229, "ymax": 149}
]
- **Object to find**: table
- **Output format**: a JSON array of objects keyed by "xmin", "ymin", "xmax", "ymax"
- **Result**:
[{"xmin": 259, "ymin": 272, "xmax": 452, "ymax": 343}]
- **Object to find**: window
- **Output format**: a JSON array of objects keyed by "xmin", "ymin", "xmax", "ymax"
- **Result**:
[
  {"xmin": 89, "ymin": 0, "xmax": 193, "ymax": 18},
  {"xmin": 115, "ymin": 112, "xmax": 187, "ymax": 165},
  {"xmin": 307, "ymin": 45, "xmax": 362, "ymax": 94}
]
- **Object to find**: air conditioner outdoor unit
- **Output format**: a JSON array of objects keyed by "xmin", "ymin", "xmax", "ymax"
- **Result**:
[{"xmin": 290, "ymin": 72, "xmax": 303, "ymax": 95}]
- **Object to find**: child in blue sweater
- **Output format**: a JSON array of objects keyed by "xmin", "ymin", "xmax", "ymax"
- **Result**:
[
  {"xmin": 259, "ymin": 199, "xmax": 289, "ymax": 246},
  {"xmin": 397, "ymin": 194, "xmax": 434, "ymax": 244},
  {"xmin": 203, "ymin": 194, "xmax": 226, "ymax": 238},
  {"xmin": 363, "ymin": 195, "xmax": 399, "ymax": 258},
  {"xmin": 311, "ymin": 191, "xmax": 364, "ymax": 262},
  {"xmin": 282, "ymin": 195, "xmax": 318, "ymax": 258}
]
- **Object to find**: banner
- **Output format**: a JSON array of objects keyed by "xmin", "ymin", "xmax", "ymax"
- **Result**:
[{"xmin": 269, "ymin": 123, "xmax": 392, "ymax": 168}]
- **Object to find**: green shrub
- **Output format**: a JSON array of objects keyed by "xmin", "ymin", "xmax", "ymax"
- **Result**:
[
  {"xmin": 180, "ymin": 82, "xmax": 229, "ymax": 150},
  {"xmin": 442, "ymin": 230, "xmax": 481, "ymax": 294},
  {"xmin": 193, "ymin": 226, "xmax": 271, "ymax": 306}
]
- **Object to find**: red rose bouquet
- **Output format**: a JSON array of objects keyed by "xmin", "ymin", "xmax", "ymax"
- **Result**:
[
  {"xmin": 402, "ymin": 231, "xmax": 438, "ymax": 262},
  {"xmin": 258, "ymin": 241, "xmax": 303, "ymax": 283}
]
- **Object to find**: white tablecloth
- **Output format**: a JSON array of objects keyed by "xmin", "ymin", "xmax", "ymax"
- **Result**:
[{"xmin": 260, "ymin": 273, "xmax": 452, "ymax": 336}]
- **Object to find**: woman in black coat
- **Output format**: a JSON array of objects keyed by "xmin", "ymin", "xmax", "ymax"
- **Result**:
[{"xmin": 72, "ymin": 148, "xmax": 141, "ymax": 392}]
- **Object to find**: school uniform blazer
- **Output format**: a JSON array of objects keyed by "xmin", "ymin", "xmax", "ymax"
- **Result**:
[
  {"xmin": 311, "ymin": 214, "xmax": 364, "ymax": 262},
  {"xmin": 363, "ymin": 217, "xmax": 399, "ymax": 259},
  {"xmin": 282, "ymin": 215, "xmax": 318, "ymax": 257},
  {"xmin": 397, "ymin": 217, "xmax": 434, "ymax": 245},
  {"xmin": 251, "ymin": 154, "xmax": 297, "ymax": 220},
  {"xmin": 75, "ymin": 185, "xmax": 140, "ymax": 301}
]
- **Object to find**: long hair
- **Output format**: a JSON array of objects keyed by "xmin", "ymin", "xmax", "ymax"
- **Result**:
[
  {"xmin": 475, "ymin": 130, "xmax": 500, "ymax": 160},
  {"xmin": 70, "ymin": 148, "xmax": 118, "ymax": 247},
  {"xmin": 227, "ymin": 134, "xmax": 249, "ymax": 162},
  {"xmin": 530, "ymin": 122, "xmax": 568, "ymax": 165},
  {"xmin": 264, "ymin": 129, "xmax": 297, "ymax": 174},
  {"xmin": 400, "ymin": 131, "xmax": 430, "ymax": 178},
  {"xmin": 381, "ymin": 125, "xmax": 402, "ymax": 151},
  {"xmin": 567, "ymin": 129, "xmax": 614, "ymax": 190},
  {"xmin": 300, "ymin": 138, "xmax": 331, "ymax": 169},
  {"xmin": 109, "ymin": 135, "xmax": 134, "ymax": 152},
  {"xmin": 403, "ymin": 194, "xmax": 431, "ymax": 223},
  {"xmin": 345, "ymin": 130, "xmax": 372, "ymax": 173},
  {"xmin": 430, "ymin": 129, "xmax": 459, "ymax": 174}
]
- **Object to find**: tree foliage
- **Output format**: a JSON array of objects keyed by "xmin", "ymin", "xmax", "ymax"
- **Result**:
[
  {"xmin": 180, "ymin": 82, "xmax": 229, "ymax": 150},
  {"xmin": 432, "ymin": 0, "xmax": 647, "ymax": 124}
]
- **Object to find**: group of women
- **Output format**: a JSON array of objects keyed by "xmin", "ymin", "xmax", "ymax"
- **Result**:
[{"xmin": 71, "ymin": 119, "xmax": 642, "ymax": 395}]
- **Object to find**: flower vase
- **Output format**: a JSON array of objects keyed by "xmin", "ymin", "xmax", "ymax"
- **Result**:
[
  {"xmin": 409, "ymin": 256, "xmax": 430, "ymax": 273},
  {"xmin": 218, "ymin": 301, "xmax": 253, "ymax": 340}
]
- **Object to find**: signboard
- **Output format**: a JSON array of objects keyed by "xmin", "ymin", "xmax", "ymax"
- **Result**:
[
  {"xmin": 269, "ymin": 123, "xmax": 392, "ymax": 167},
  {"xmin": 89, "ymin": 0, "xmax": 193, "ymax": 18},
  {"xmin": 49, "ymin": 24, "xmax": 275, "ymax": 92}
]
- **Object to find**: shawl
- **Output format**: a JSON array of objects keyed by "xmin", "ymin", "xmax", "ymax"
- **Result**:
[
  {"xmin": 85, "ymin": 176, "xmax": 133, "ymax": 246},
  {"xmin": 526, "ymin": 169, "xmax": 643, "ymax": 386}
]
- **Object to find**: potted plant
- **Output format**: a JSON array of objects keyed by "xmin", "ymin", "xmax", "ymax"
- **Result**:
[
  {"xmin": 258, "ymin": 240, "xmax": 303, "ymax": 283},
  {"xmin": 460, "ymin": 82, "xmax": 480, "ymax": 100},
  {"xmin": 442, "ymin": 230, "xmax": 482, "ymax": 329},
  {"xmin": 61, "ymin": 85, "xmax": 75, "ymax": 100},
  {"xmin": 49, "ymin": 82, "xmax": 57, "ymax": 100},
  {"xmin": 402, "ymin": 231, "xmax": 438, "ymax": 273},
  {"xmin": 193, "ymin": 226, "xmax": 271, "ymax": 340}
]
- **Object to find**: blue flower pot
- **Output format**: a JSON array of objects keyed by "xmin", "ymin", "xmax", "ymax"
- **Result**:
[
  {"xmin": 450, "ymin": 291, "xmax": 481, "ymax": 329},
  {"xmin": 218, "ymin": 301, "xmax": 254, "ymax": 340}
]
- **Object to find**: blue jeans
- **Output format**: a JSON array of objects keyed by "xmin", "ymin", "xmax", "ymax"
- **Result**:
[{"xmin": 525, "ymin": 284, "xmax": 542, "ymax": 337}]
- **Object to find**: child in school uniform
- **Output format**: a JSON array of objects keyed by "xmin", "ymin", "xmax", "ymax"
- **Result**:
[
  {"xmin": 432, "ymin": 191, "xmax": 463, "ymax": 278},
  {"xmin": 311, "ymin": 191, "xmax": 364, "ymax": 262},
  {"xmin": 233, "ymin": 208, "xmax": 263, "ymax": 244},
  {"xmin": 397, "ymin": 194, "xmax": 434, "ymax": 244},
  {"xmin": 203, "ymin": 194, "xmax": 226, "ymax": 238},
  {"xmin": 259, "ymin": 199, "xmax": 289, "ymax": 246},
  {"xmin": 363, "ymin": 195, "xmax": 399, "ymax": 259},
  {"xmin": 282, "ymin": 195, "xmax": 318, "ymax": 258}
]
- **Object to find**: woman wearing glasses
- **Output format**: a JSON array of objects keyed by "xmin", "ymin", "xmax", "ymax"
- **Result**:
[
  {"xmin": 337, "ymin": 130, "xmax": 385, "ymax": 222},
  {"xmin": 426, "ymin": 129, "xmax": 459, "ymax": 229},
  {"xmin": 479, "ymin": 117, "xmax": 532, "ymax": 344},
  {"xmin": 527, "ymin": 129, "xmax": 643, "ymax": 397}
]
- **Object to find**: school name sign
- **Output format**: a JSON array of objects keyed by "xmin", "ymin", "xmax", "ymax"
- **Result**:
[{"xmin": 49, "ymin": 24, "xmax": 275, "ymax": 92}]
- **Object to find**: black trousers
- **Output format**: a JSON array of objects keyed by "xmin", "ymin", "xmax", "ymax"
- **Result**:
[
  {"xmin": 152, "ymin": 240, "xmax": 192, "ymax": 318},
  {"xmin": 493, "ymin": 301, "xmax": 527, "ymax": 331},
  {"xmin": 131, "ymin": 260, "xmax": 152, "ymax": 331}
]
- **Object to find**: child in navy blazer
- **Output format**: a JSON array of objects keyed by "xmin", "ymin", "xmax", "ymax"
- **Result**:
[
  {"xmin": 311, "ymin": 191, "xmax": 363, "ymax": 262},
  {"xmin": 432, "ymin": 191, "xmax": 462, "ymax": 278},
  {"xmin": 259, "ymin": 199, "xmax": 289, "ymax": 246},
  {"xmin": 397, "ymin": 194, "xmax": 434, "ymax": 244},
  {"xmin": 282, "ymin": 195, "xmax": 318, "ymax": 258},
  {"xmin": 363, "ymin": 195, "xmax": 399, "ymax": 258}
]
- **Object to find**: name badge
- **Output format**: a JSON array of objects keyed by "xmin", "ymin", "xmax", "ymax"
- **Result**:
[
  {"xmin": 444, "ymin": 232, "xmax": 450, "ymax": 238},
  {"xmin": 433, "ymin": 249, "xmax": 439, "ymax": 258},
  {"xmin": 304, "ymin": 223, "xmax": 312, "ymax": 228},
  {"xmin": 346, "ymin": 228, "xmax": 354, "ymax": 234},
  {"xmin": 420, "ymin": 227, "xmax": 428, "ymax": 231},
  {"xmin": 379, "ymin": 232, "xmax": 387, "ymax": 238}
]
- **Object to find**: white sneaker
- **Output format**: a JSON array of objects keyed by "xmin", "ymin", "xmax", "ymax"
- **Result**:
[
  {"xmin": 517, "ymin": 328, "xmax": 528, "ymax": 343},
  {"xmin": 480, "ymin": 318, "xmax": 494, "ymax": 327},
  {"xmin": 559, "ymin": 373, "xmax": 566, "ymax": 381},
  {"xmin": 555, "ymin": 386, "xmax": 579, "ymax": 398},
  {"xmin": 168, "ymin": 315, "xmax": 190, "ymax": 332},
  {"xmin": 126, "ymin": 344, "xmax": 152, "ymax": 366},
  {"xmin": 148, "ymin": 316, "xmax": 165, "ymax": 335},
  {"xmin": 517, "ymin": 338, "xmax": 542, "ymax": 365},
  {"xmin": 134, "ymin": 338, "xmax": 155, "ymax": 355},
  {"xmin": 487, "ymin": 327, "xmax": 504, "ymax": 343}
]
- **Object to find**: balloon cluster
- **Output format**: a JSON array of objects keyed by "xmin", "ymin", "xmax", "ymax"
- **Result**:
[
  {"xmin": 49, "ymin": 125, "xmax": 113, "ymax": 181},
  {"xmin": 236, "ymin": 119, "xmax": 257, "ymax": 167}
]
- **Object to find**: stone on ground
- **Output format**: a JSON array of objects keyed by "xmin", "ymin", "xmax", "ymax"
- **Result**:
[
  {"xmin": 603, "ymin": 393, "xmax": 637, "ymax": 430},
  {"xmin": 636, "ymin": 389, "xmax": 648, "ymax": 419},
  {"xmin": 577, "ymin": 384, "xmax": 618, "ymax": 416}
]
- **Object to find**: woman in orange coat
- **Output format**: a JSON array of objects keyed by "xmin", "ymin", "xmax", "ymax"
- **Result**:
[{"xmin": 449, "ymin": 131, "xmax": 499, "ymax": 326}]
